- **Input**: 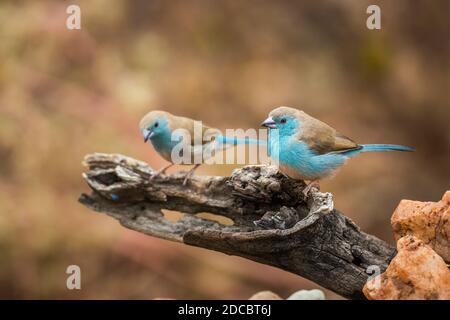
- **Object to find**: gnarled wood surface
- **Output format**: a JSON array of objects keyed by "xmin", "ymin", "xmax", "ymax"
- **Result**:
[{"xmin": 79, "ymin": 153, "xmax": 396, "ymax": 299}]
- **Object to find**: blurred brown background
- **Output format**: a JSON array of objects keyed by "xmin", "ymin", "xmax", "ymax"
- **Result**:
[{"xmin": 0, "ymin": 0, "xmax": 448, "ymax": 299}]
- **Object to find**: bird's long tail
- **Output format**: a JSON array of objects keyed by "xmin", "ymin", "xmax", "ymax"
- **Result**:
[
  {"xmin": 359, "ymin": 144, "xmax": 415, "ymax": 153},
  {"xmin": 218, "ymin": 135, "xmax": 267, "ymax": 145},
  {"xmin": 341, "ymin": 143, "xmax": 414, "ymax": 157}
]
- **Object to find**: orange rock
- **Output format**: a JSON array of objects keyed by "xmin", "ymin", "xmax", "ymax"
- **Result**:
[
  {"xmin": 363, "ymin": 235, "xmax": 450, "ymax": 300},
  {"xmin": 391, "ymin": 191, "xmax": 450, "ymax": 262}
]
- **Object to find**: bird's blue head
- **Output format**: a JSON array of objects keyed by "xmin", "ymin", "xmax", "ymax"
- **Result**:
[
  {"xmin": 261, "ymin": 106, "xmax": 300, "ymax": 136},
  {"xmin": 139, "ymin": 111, "xmax": 170, "ymax": 143}
]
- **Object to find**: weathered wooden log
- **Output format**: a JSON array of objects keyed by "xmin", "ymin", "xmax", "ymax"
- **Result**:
[{"xmin": 79, "ymin": 153, "xmax": 396, "ymax": 299}]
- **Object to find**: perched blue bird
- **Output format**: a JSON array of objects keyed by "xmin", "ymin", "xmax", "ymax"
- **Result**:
[
  {"xmin": 140, "ymin": 110, "xmax": 263, "ymax": 185},
  {"xmin": 261, "ymin": 106, "xmax": 414, "ymax": 194}
]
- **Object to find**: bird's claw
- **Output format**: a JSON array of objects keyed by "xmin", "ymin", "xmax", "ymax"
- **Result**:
[
  {"xmin": 149, "ymin": 171, "xmax": 165, "ymax": 182},
  {"xmin": 181, "ymin": 164, "xmax": 201, "ymax": 186},
  {"xmin": 182, "ymin": 170, "xmax": 196, "ymax": 185},
  {"xmin": 148, "ymin": 164, "xmax": 173, "ymax": 183},
  {"xmin": 302, "ymin": 181, "xmax": 320, "ymax": 198}
]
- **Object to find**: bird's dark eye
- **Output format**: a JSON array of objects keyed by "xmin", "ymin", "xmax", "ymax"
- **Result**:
[
  {"xmin": 280, "ymin": 118, "xmax": 287, "ymax": 124},
  {"xmin": 154, "ymin": 122, "xmax": 159, "ymax": 128}
]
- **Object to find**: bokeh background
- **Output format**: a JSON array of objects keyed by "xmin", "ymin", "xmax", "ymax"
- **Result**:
[{"xmin": 0, "ymin": 0, "xmax": 448, "ymax": 299}]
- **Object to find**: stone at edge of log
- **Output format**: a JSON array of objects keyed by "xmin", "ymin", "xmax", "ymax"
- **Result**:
[
  {"xmin": 248, "ymin": 291, "xmax": 283, "ymax": 300},
  {"xmin": 363, "ymin": 235, "xmax": 450, "ymax": 300},
  {"xmin": 391, "ymin": 191, "xmax": 450, "ymax": 262}
]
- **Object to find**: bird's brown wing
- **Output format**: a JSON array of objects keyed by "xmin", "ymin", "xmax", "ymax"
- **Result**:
[
  {"xmin": 297, "ymin": 115, "xmax": 361, "ymax": 155},
  {"xmin": 168, "ymin": 115, "xmax": 220, "ymax": 146},
  {"xmin": 330, "ymin": 132, "xmax": 362, "ymax": 154}
]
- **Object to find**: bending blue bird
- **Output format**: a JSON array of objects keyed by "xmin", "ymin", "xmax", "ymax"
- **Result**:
[
  {"xmin": 140, "ymin": 110, "xmax": 264, "ymax": 185},
  {"xmin": 261, "ymin": 106, "xmax": 414, "ymax": 194}
]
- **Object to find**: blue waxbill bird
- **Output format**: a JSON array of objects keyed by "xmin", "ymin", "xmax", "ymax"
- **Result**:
[
  {"xmin": 261, "ymin": 106, "xmax": 414, "ymax": 195},
  {"xmin": 140, "ymin": 110, "xmax": 263, "ymax": 185}
]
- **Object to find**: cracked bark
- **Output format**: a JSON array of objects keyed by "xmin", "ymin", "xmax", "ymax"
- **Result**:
[{"xmin": 78, "ymin": 153, "xmax": 396, "ymax": 299}]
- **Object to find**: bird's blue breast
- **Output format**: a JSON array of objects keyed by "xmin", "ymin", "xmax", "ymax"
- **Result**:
[
  {"xmin": 269, "ymin": 131, "xmax": 348, "ymax": 180},
  {"xmin": 149, "ymin": 129, "xmax": 179, "ymax": 158}
]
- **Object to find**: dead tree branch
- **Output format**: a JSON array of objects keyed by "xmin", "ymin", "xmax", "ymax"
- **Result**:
[{"xmin": 78, "ymin": 153, "xmax": 396, "ymax": 299}]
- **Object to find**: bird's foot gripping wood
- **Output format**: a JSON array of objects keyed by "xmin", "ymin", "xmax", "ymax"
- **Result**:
[
  {"xmin": 182, "ymin": 164, "xmax": 201, "ymax": 186},
  {"xmin": 300, "ymin": 180, "xmax": 333, "ymax": 216},
  {"xmin": 149, "ymin": 163, "xmax": 173, "ymax": 181},
  {"xmin": 302, "ymin": 180, "xmax": 321, "ymax": 198},
  {"xmin": 79, "ymin": 153, "xmax": 395, "ymax": 300}
]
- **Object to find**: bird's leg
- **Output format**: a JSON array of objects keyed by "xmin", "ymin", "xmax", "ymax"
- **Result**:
[
  {"xmin": 150, "ymin": 163, "xmax": 173, "ymax": 181},
  {"xmin": 183, "ymin": 164, "xmax": 201, "ymax": 186},
  {"xmin": 303, "ymin": 180, "xmax": 321, "ymax": 198}
]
